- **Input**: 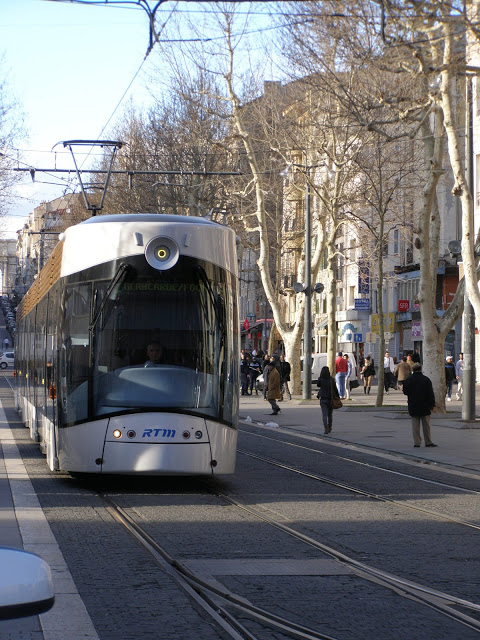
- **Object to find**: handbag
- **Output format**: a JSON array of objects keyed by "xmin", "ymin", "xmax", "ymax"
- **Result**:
[
  {"xmin": 331, "ymin": 396, "xmax": 343, "ymax": 409},
  {"xmin": 330, "ymin": 379, "xmax": 343, "ymax": 409}
]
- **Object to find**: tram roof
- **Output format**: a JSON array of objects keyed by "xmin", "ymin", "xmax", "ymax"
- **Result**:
[{"xmin": 79, "ymin": 213, "xmax": 221, "ymax": 227}]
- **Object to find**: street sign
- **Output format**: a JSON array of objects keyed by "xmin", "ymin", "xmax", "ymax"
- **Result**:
[
  {"xmin": 354, "ymin": 298, "xmax": 370, "ymax": 310},
  {"xmin": 244, "ymin": 318, "xmax": 249, "ymax": 331}
]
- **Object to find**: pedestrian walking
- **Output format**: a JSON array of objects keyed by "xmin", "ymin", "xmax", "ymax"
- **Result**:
[
  {"xmin": 279, "ymin": 354, "xmax": 292, "ymax": 400},
  {"xmin": 343, "ymin": 354, "xmax": 352, "ymax": 400},
  {"xmin": 394, "ymin": 357, "xmax": 412, "ymax": 390},
  {"xmin": 455, "ymin": 353, "xmax": 464, "ymax": 400},
  {"xmin": 335, "ymin": 351, "xmax": 349, "ymax": 399},
  {"xmin": 265, "ymin": 362, "xmax": 282, "ymax": 416},
  {"xmin": 445, "ymin": 356, "xmax": 455, "ymax": 401},
  {"xmin": 316, "ymin": 366, "xmax": 340, "ymax": 434},
  {"xmin": 402, "ymin": 362, "xmax": 437, "ymax": 447},
  {"xmin": 383, "ymin": 351, "xmax": 395, "ymax": 394},
  {"xmin": 360, "ymin": 357, "xmax": 376, "ymax": 394}
]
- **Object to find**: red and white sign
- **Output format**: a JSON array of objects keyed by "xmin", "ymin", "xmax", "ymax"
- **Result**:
[
  {"xmin": 398, "ymin": 299, "xmax": 410, "ymax": 312},
  {"xmin": 244, "ymin": 318, "xmax": 249, "ymax": 331}
]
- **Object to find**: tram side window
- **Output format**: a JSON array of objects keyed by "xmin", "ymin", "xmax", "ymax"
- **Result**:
[
  {"xmin": 61, "ymin": 283, "xmax": 91, "ymax": 425},
  {"xmin": 46, "ymin": 285, "xmax": 59, "ymax": 423},
  {"xmin": 25, "ymin": 313, "xmax": 35, "ymax": 401},
  {"xmin": 35, "ymin": 297, "xmax": 47, "ymax": 411}
]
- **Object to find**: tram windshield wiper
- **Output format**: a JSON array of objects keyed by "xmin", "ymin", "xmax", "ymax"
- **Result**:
[
  {"xmin": 90, "ymin": 263, "xmax": 133, "ymax": 332},
  {"xmin": 195, "ymin": 265, "xmax": 225, "ymax": 334}
]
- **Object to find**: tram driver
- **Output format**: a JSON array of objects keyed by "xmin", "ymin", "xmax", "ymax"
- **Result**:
[{"xmin": 144, "ymin": 342, "xmax": 166, "ymax": 367}]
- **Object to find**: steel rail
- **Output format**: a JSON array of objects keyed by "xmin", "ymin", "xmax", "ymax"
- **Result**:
[{"xmin": 102, "ymin": 494, "xmax": 339, "ymax": 640}]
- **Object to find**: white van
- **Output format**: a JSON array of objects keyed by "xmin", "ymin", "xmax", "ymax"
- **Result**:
[{"xmin": 302, "ymin": 352, "xmax": 359, "ymax": 387}]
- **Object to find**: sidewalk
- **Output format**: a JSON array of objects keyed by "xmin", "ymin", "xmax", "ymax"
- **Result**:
[
  {"xmin": 239, "ymin": 385, "xmax": 480, "ymax": 474},
  {"xmin": 0, "ymin": 398, "xmax": 99, "ymax": 640}
]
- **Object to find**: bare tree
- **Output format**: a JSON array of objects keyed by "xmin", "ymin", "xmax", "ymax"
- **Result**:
[
  {"xmin": 0, "ymin": 68, "xmax": 27, "ymax": 228},
  {"xmin": 95, "ymin": 76, "xmax": 234, "ymax": 219},
  {"xmin": 351, "ymin": 134, "xmax": 421, "ymax": 405},
  {"xmin": 278, "ymin": 0, "xmax": 466, "ymax": 410}
]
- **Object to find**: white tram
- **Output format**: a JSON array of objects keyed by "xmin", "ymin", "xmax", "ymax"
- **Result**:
[{"xmin": 15, "ymin": 214, "xmax": 239, "ymax": 475}]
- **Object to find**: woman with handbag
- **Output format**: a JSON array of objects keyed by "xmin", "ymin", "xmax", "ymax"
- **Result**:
[{"xmin": 316, "ymin": 366, "xmax": 341, "ymax": 434}]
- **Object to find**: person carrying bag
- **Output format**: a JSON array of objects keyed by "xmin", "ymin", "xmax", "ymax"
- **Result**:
[{"xmin": 316, "ymin": 366, "xmax": 341, "ymax": 434}]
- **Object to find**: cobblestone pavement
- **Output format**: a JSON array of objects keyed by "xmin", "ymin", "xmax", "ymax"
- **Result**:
[{"xmin": 3, "ymin": 373, "xmax": 480, "ymax": 640}]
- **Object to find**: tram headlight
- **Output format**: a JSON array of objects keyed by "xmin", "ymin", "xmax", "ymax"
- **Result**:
[
  {"xmin": 127, "ymin": 430, "xmax": 136, "ymax": 439},
  {"xmin": 195, "ymin": 430, "xmax": 203, "ymax": 440},
  {"xmin": 182, "ymin": 430, "xmax": 191, "ymax": 439},
  {"xmin": 145, "ymin": 236, "xmax": 179, "ymax": 271},
  {"xmin": 154, "ymin": 245, "xmax": 170, "ymax": 261},
  {"xmin": 112, "ymin": 429, "xmax": 122, "ymax": 439}
]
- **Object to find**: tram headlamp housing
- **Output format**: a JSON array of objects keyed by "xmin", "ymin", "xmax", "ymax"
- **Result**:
[
  {"xmin": 145, "ymin": 236, "xmax": 180, "ymax": 271},
  {"xmin": 112, "ymin": 429, "xmax": 122, "ymax": 439}
]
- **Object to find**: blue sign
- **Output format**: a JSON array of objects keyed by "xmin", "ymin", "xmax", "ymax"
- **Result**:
[
  {"xmin": 354, "ymin": 333, "xmax": 363, "ymax": 343},
  {"xmin": 358, "ymin": 259, "xmax": 370, "ymax": 294},
  {"xmin": 354, "ymin": 298, "xmax": 370, "ymax": 310}
]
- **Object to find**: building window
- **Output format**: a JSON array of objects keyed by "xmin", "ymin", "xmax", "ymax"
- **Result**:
[{"xmin": 393, "ymin": 229, "xmax": 399, "ymax": 255}]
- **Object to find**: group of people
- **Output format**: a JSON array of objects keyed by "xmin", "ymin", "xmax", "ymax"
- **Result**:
[
  {"xmin": 240, "ymin": 349, "xmax": 292, "ymax": 416},
  {"xmin": 320, "ymin": 356, "xmax": 440, "ymax": 448},
  {"xmin": 242, "ymin": 347, "xmax": 464, "ymax": 449},
  {"xmin": 382, "ymin": 350, "xmax": 420, "ymax": 394},
  {"xmin": 445, "ymin": 353, "xmax": 464, "ymax": 401},
  {"xmin": 381, "ymin": 350, "xmax": 464, "ymax": 404}
]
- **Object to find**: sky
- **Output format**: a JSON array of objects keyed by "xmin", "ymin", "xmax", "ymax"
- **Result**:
[
  {"xmin": 0, "ymin": 0, "xmax": 174, "ymax": 237},
  {"xmin": 0, "ymin": 0, "xmax": 278, "ymax": 239}
]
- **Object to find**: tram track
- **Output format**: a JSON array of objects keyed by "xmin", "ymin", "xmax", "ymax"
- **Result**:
[
  {"xmin": 101, "ymin": 491, "xmax": 338, "ymax": 640},
  {"xmin": 5, "ymin": 377, "xmax": 480, "ymax": 639},
  {"xmin": 237, "ymin": 447, "xmax": 480, "ymax": 532},
  {"xmin": 97, "ymin": 479, "xmax": 480, "ymax": 639},
  {"xmin": 239, "ymin": 424, "xmax": 480, "ymax": 486},
  {"xmin": 95, "ymin": 464, "xmax": 480, "ymax": 640}
]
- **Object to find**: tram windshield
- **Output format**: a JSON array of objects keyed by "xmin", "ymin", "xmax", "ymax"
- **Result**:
[{"xmin": 61, "ymin": 256, "xmax": 238, "ymax": 427}]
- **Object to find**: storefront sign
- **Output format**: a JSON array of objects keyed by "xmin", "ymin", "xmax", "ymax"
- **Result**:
[
  {"xmin": 412, "ymin": 320, "xmax": 423, "ymax": 338},
  {"xmin": 371, "ymin": 313, "xmax": 396, "ymax": 333},
  {"xmin": 355, "ymin": 298, "xmax": 370, "ymax": 310}
]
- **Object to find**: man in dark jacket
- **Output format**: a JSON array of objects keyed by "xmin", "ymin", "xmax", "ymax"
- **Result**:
[
  {"xmin": 279, "ymin": 354, "xmax": 292, "ymax": 400},
  {"xmin": 444, "ymin": 355, "xmax": 455, "ymax": 402},
  {"xmin": 402, "ymin": 363, "xmax": 437, "ymax": 447}
]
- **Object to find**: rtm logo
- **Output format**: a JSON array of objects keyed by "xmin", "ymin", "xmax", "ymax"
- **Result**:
[{"xmin": 142, "ymin": 428, "xmax": 176, "ymax": 438}]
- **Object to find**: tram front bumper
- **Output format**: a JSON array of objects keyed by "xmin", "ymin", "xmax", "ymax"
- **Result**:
[{"xmin": 101, "ymin": 440, "xmax": 215, "ymax": 475}]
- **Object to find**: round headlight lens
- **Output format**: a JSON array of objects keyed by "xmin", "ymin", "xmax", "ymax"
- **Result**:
[
  {"xmin": 155, "ymin": 245, "xmax": 170, "ymax": 261},
  {"xmin": 145, "ymin": 236, "xmax": 179, "ymax": 271}
]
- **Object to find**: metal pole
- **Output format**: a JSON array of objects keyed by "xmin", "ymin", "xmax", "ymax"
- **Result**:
[
  {"xmin": 463, "ymin": 76, "xmax": 476, "ymax": 420},
  {"xmin": 262, "ymin": 295, "xmax": 267, "ymax": 352},
  {"xmin": 303, "ymin": 174, "xmax": 312, "ymax": 400}
]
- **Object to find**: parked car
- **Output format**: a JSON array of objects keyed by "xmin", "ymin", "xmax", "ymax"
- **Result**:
[
  {"xmin": 0, "ymin": 352, "xmax": 14, "ymax": 369},
  {"xmin": 301, "ymin": 352, "xmax": 359, "ymax": 386},
  {"xmin": 0, "ymin": 548, "xmax": 54, "ymax": 619}
]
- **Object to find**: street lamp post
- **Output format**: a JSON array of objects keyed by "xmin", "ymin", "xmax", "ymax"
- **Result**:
[
  {"xmin": 463, "ymin": 75, "xmax": 475, "ymax": 421},
  {"xmin": 303, "ymin": 176, "xmax": 312, "ymax": 400},
  {"xmin": 282, "ymin": 159, "xmax": 327, "ymax": 400}
]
